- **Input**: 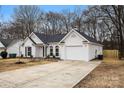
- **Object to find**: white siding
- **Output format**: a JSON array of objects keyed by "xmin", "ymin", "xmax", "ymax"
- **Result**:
[
  {"xmin": 60, "ymin": 45, "xmax": 65, "ymax": 59},
  {"xmin": 21, "ymin": 38, "xmax": 36, "ymax": 57},
  {"xmin": 88, "ymin": 44, "xmax": 103, "ymax": 60},
  {"xmin": 35, "ymin": 46, "xmax": 43, "ymax": 57},
  {"xmin": 65, "ymin": 32, "xmax": 84, "ymax": 46},
  {"xmin": 7, "ymin": 40, "xmax": 23, "ymax": 57},
  {"xmin": 21, "ymin": 38, "xmax": 44, "ymax": 58},
  {"xmin": 0, "ymin": 41, "xmax": 5, "ymax": 48},
  {"xmin": 0, "ymin": 41, "xmax": 5, "ymax": 56},
  {"xmin": 60, "ymin": 31, "xmax": 89, "ymax": 61}
]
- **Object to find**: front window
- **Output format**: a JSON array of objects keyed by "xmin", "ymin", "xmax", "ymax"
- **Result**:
[
  {"xmin": 50, "ymin": 46, "xmax": 53, "ymax": 56},
  {"xmin": 55, "ymin": 46, "xmax": 59, "ymax": 56},
  {"xmin": 28, "ymin": 47, "xmax": 32, "ymax": 56},
  {"xmin": 25, "ymin": 47, "xmax": 32, "ymax": 57}
]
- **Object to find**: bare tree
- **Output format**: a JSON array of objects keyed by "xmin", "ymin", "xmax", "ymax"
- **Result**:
[
  {"xmin": 71, "ymin": 7, "xmax": 84, "ymax": 31},
  {"xmin": 1, "ymin": 5, "xmax": 124, "ymax": 59},
  {"xmin": 61, "ymin": 9, "xmax": 76, "ymax": 32},
  {"xmin": 82, "ymin": 6, "xmax": 103, "ymax": 40},
  {"xmin": 45, "ymin": 11, "xmax": 64, "ymax": 34},
  {"xmin": 100, "ymin": 5, "xmax": 124, "ymax": 59},
  {"xmin": 12, "ymin": 5, "xmax": 42, "ymax": 38}
]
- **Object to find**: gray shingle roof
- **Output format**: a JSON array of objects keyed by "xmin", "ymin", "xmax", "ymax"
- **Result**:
[
  {"xmin": 0, "ymin": 37, "xmax": 14, "ymax": 47},
  {"xmin": 34, "ymin": 32, "xmax": 66, "ymax": 44},
  {"xmin": 33, "ymin": 32, "xmax": 48, "ymax": 43},
  {"xmin": 45, "ymin": 34, "xmax": 66, "ymax": 43},
  {"xmin": 78, "ymin": 32, "xmax": 102, "ymax": 44},
  {"xmin": 33, "ymin": 31, "xmax": 101, "ymax": 45}
]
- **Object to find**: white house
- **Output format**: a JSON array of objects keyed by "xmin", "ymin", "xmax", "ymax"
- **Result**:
[
  {"xmin": 0, "ymin": 37, "xmax": 23, "ymax": 57},
  {"xmin": 0, "ymin": 41, "xmax": 5, "ymax": 53},
  {"xmin": 7, "ymin": 40, "xmax": 23, "ymax": 56},
  {"xmin": 0, "ymin": 37, "xmax": 13, "ymax": 53},
  {"xmin": 21, "ymin": 29, "xmax": 103, "ymax": 61}
]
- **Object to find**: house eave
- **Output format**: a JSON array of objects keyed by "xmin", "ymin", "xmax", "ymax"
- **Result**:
[
  {"xmin": 33, "ymin": 43, "xmax": 45, "ymax": 46},
  {"xmin": 59, "ymin": 29, "xmax": 90, "ymax": 44},
  {"xmin": 88, "ymin": 42, "xmax": 103, "ymax": 46}
]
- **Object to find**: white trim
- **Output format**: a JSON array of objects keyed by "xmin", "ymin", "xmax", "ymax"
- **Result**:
[
  {"xmin": 23, "ymin": 37, "xmax": 30, "ymax": 45},
  {"xmin": 59, "ymin": 29, "xmax": 103, "ymax": 46},
  {"xmin": 23, "ymin": 32, "xmax": 35, "ymax": 44},
  {"xmin": 22, "ymin": 37, "xmax": 36, "ymax": 47},
  {"xmin": 74, "ymin": 31, "xmax": 103, "ymax": 46},
  {"xmin": 89, "ymin": 42, "xmax": 103, "ymax": 46},
  {"xmin": 0, "ymin": 41, "xmax": 6, "ymax": 48},
  {"xmin": 30, "ymin": 32, "xmax": 44, "ymax": 44},
  {"xmin": 73, "ymin": 29, "xmax": 90, "ymax": 42},
  {"xmin": 84, "ymin": 42, "xmax": 103, "ymax": 46},
  {"xmin": 65, "ymin": 45, "xmax": 83, "ymax": 47},
  {"xmin": 23, "ymin": 32, "xmax": 45, "ymax": 45},
  {"xmin": 55, "ymin": 45, "xmax": 59, "ymax": 57},
  {"xmin": 59, "ymin": 30, "xmax": 73, "ymax": 43},
  {"xmin": 59, "ymin": 29, "xmax": 89, "ymax": 44},
  {"xmin": 25, "ymin": 46, "xmax": 32, "ymax": 57}
]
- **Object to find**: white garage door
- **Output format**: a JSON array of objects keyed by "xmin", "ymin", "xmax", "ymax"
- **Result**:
[{"xmin": 66, "ymin": 46, "xmax": 84, "ymax": 61}]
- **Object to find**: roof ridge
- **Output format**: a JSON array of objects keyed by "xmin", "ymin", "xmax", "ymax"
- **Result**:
[{"xmin": 33, "ymin": 30, "xmax": 102, "ymax": 45}]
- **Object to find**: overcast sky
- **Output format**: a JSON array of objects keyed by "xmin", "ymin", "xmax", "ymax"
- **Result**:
[{"xmin": 0, "ymin": 5, "xmax": 88, "ymax": 22}]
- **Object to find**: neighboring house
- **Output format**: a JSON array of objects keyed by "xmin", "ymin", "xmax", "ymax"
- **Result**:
[
  {"xmin": 0, "ymin": 37, "xmax": 23, "ymax": 57},
  {"xmin": 0, "ymin": 37, "xmax": 12, "ymax": 53},
  {"xmin": 0, "ymin": 40, "xmax": 6, "ymax": 53},
  {"xmin": 7, "ymin": 40, "xmax": 23, "ymax": 56},
  {"xmin": 21, "ymin": 29, "xmax": 103, "ymax": 61}
]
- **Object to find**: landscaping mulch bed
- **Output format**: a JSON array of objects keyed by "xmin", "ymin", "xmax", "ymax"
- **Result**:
[{"xmin": 74, "ymin": 58, "xmax": 124, "ymax": 88}]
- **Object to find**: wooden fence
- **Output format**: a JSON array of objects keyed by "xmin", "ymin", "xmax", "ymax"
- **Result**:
[{"xmin": 103, "ymin": 50, "xmax": 119, "ymax": 58}]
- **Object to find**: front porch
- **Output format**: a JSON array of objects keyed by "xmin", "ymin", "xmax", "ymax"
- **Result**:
[{"xmin": 24, "ymin": 44, "xmax": 47, "ymax": 58}]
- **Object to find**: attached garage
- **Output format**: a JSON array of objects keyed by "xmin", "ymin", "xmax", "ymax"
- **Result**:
[
  {"xmin": 65, "ymin": 46, "xmax": 88, "ymax": 61},
  {"xmin": 59, "ymin": 29, "xmax": 103, "ymax": 61}
]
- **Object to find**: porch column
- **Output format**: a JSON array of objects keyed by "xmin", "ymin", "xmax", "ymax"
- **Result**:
[{"xmin": 43, "ymin": 45, "xmax": 47, "ymax": 58}]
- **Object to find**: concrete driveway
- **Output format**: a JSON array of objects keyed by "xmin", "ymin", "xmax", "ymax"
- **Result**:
[{"xmin": 0, "ymin": 61, "xmax": 101, "ymax": 88}]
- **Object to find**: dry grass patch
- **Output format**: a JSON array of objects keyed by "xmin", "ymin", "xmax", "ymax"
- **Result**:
[
  {"xmin": 74, "ymin": 58, "xmax": 124, "ymax": 88},
  {"xmin": 0, "ymin": 58, "xmax": 56, "ymax": 72}
]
